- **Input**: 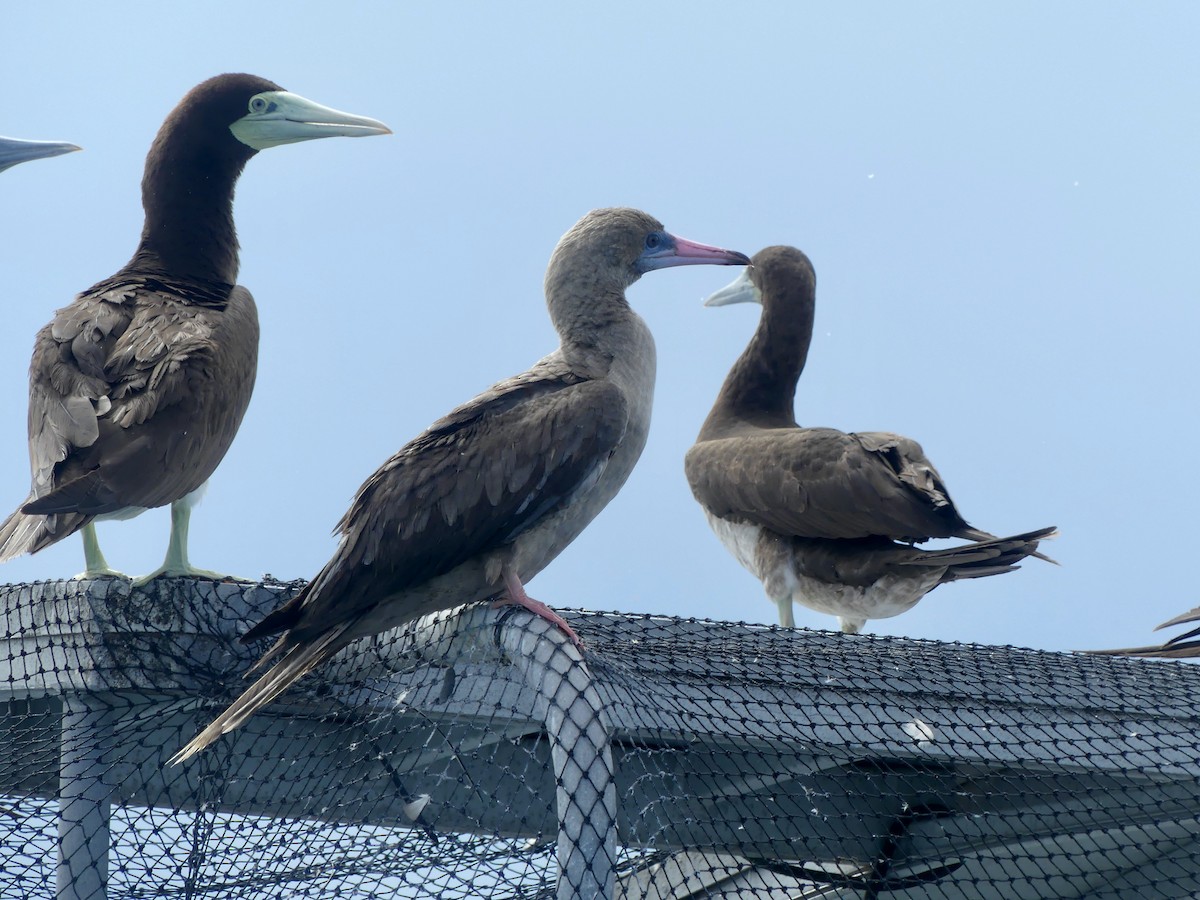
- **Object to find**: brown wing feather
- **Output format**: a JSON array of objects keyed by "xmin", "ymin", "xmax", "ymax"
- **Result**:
[
  {"xmin": 685, "ymin": 426, "xmax": 980, "ymax": 542},
  {"xmin": 2, "ymin": 276, "xmax": 256, "ymax": 562},
  {"xmin": 23, "ymin": 278, "xmax": 256, "ymax": 515},
  {"xmin": 243, "ymin": 367, "xmax": 628, "ymax": 646}
]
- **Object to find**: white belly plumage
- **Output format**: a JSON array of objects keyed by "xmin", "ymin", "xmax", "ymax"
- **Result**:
[
  {"xmin": 704, "ymin": 514, "xmax": 762, "ymax": 574},
  {"xmin": 703, "ymin": 511, "xmax": 942, "ymax": 633}
]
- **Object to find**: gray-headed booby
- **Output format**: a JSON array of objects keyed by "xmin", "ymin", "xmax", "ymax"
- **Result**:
[
  {"xmin": 685, "ymin": 245, "xmax": 1056, "ymax": 634},
  {"xmin": 0, "ymin": 74, "xmax": 389, "ymax": 583},
  {"xmin": 0, "ymin": 136, "xmax": 80, "ymax": 173},
  {"xmin": 1090, "ymin": 608, "xmax": 1200, "ymax": 658},
  {"xmin": 170, "ymin": 208, "xmax": 749, "ymax": 763}
]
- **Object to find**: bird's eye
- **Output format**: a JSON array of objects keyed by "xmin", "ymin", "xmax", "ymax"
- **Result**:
[
  {"xmin": 249, "ymin": 96, "xmax": 269, "ymax": 114},
  {"xmin": 644, "ymin": 233, "xmax": 662, "ymax": 251}
]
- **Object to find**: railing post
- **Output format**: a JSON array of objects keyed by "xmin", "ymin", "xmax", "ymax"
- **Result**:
[
  {"xmin": 58, "ymin": 694, "xmax": 112, "ymax": 900},
  {"xmin": 411, "ymin": 606, "xmax": 617, "ymax": 899},
  {"xmin": 494, "ymin": 613, "xmax": 615, "ymax": 900}
]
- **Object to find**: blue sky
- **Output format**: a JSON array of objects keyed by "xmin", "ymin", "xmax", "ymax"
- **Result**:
[{"xmin": 1, "ymin": 3, "xmax": 1196, "ymax": 653}]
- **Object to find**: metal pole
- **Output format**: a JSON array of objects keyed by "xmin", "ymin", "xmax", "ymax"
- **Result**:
[
  {"xmin": 58, "ymin": 694, "xmax": 112, "ymax": 900},
  {"xmin": 409, "ymin": 606, "xmax": 617, "ymax": 899},
  {"xmin": 494, "ymin": 613, "xmax": 616, "ymax": 900}
]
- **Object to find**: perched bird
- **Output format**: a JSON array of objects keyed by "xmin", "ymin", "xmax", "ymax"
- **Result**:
[
  {"xmin": 1090, "ymin": 608, "xmax": 1200, "ymax": 658},
  {"xmin": 0, "ymin": 136, "xmax": 80, "ymax": 173},
  {"xmin": 0, "ymin": 74, "xmax": 390, "ymax": 582},
  {"xmin": 170, "ymin": 208, "xmax": 749, "ymax": 763},
  {"xmin": 685, "ymin": 245, "xmax": 1055, "ymax": 634}
]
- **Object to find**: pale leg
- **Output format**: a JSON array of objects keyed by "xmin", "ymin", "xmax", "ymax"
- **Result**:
[
  {"xmin": 775, "ymin": 594, "xmax": 795, "ymax": 628},
  {"xmin": 132, "ymin": 484, "xmax": 248, "ymax": 586},
  {"xmin": 75, "ymin": 523, "xmax": 126, "ymax": 579}
]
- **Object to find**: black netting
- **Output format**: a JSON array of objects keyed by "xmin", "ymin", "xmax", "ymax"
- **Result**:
[{"xmin": 2, "ymin": 578, "xmax": 1198, "ymax": 899}]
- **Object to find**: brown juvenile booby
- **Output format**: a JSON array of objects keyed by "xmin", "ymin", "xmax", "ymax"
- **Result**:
[
  {"xmin": 685, "ymin": 245, "xmax": 1056, "ymax": 634},
  {"xmin": 1090, "ymin": 608, "xmax": 1200, "ymax": 658},
  {"xmin": 0, "ymin": 74, "xmax": 389, "ymax": 582},
  {"xmin": 170, "ymin": 208, "xmax": 749, "ymax": 763},
  {"xmin": 0, "ymin": 136, "xmax": 80, "ymax": 173}
]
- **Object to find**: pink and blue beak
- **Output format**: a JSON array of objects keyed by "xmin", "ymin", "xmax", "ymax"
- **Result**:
[{"xmin": 638, "ymin": 232, "xmax": 751, "ymax": 272}]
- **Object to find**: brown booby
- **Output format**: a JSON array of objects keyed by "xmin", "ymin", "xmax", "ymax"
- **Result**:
[
  {"xmin": 685, "ymin": 245, "xmax": 1056, "ymax": 634},
  {"xmin": 170, "ymin": 208, "xmax": 749, "ymax": 763},
  {"xmin": 0, "ymin": 136, "xmax": 80, "ymax": 173},
  {"xmin": 1090, "ymin": 608, "xmax": 1200, "ymax": 658},
  {"xmin": 0, "ymin": 74, "xmax": 389, "ymax": 582}
]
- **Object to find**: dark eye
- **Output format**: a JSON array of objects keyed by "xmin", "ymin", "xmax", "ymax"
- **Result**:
[
  {"xmin": 644, "ymin": 233, "xmax": 662, "ymax": 251},
  {"xmin": 249, "ymin": 96, "xmax": 269, "ymax": 113}
]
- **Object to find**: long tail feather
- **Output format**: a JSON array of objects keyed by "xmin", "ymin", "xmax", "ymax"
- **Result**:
[
  {"xmin": 169, "ymin": 624, "xmax": 350, "ymax": 765},
  {"xmin": 0, "ymin": 508, "xmax": 38, "ymax": 563},
  {"xmin": 902, "ymin": 526, "xmax": 1058, "ymax": 580},
  {"xmin": 1087, "ymin": 604, "xmax": 1200, "ymax": 658},
  {"xmin": 1156, "ymin": 606, "xmax": 1200, "ymax": 632},
  {"xmin": 1086, "ymin": 641, "xmax": 1200, "ymax": 659},
  {"xmin": 0, "ymin": 501, "xmax": 89, "ymax": 563}
]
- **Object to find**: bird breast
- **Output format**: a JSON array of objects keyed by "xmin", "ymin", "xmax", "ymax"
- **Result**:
[{"xmin": 510, "ymin": 317, "xmax": 656, "ymax": 582}]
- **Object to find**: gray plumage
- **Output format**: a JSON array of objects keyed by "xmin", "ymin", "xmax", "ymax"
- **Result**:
[
  {"xmin": 685, "ymin": 245, "xmax": 1056, "ymax": 633},
  {"xmin": 0, "ymin": 74, "xmax": 389, "ymax": 580},
  {"xmin": 170, "ymin": 208, "xmax": 749, "ymax": 763}
]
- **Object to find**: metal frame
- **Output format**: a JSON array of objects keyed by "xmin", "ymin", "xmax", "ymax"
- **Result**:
[{"xmin": 2, "ymin": 579, "xmax": 1199, "ymax": 899}]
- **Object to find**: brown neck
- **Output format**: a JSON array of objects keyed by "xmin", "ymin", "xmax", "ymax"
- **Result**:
[
  {"xmin": 699, "ymin": 281, "xmax": 814, "ymax": 439},
  {"xmin": 121, "ymin": 127, "xmax": 252, "ymax": 285}
]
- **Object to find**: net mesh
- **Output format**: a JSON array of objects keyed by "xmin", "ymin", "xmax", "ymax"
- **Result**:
[{"xmin": 1, "ymin": 578, "xmax": 1198, "ymax": 899}]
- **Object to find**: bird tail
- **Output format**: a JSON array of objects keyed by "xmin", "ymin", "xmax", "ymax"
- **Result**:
[
  {"xmin": 1087, "ymin": 641, "xmax": 1200, "ymax": 659},
  {"xmin": 1154, "ymin": 605, "xmax": 1200, "ymax": 637},
  {"xmin": 1086, "ymin": 605, "xmax": 1200, "ymax": 658},
  {"xmin": 0, "ymin": 498, "xmax": 88, "ymax": 563},
  {"xmin": 169, "ymin": 624, "xmax": 350, "ymax": 765},
  {"xmin": 240, "ymin": 586, "xmax": 309, "ymax": 647},
  {"xmin": 903, "ymin": 526, "xmax": 1058, "ymax": 581}
]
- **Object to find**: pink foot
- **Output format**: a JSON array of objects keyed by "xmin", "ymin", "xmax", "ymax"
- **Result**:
[{"xmin": 491, "ymin": 569, "xmax": 584, "ymax": 650}]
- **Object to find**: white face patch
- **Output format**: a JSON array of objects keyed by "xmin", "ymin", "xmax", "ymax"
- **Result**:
[{"xmin": 230, "ymin": 91, "xmax": 391, "ymax": 150}]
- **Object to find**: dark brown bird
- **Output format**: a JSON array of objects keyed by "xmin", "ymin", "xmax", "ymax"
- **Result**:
[
  {"xmin": 1090, "ymin": 607, "xmax": 1200, "ymax": 658},
  {"xmin": 685, "ymin": 245, "xmax": 1056, "ymax": 633},
  {"xmin": 169, "ymin": 208, "xmax": 749, "ymax": 763},
  {"xmin": 0, "ymin": 74, "xmax": 389, "ymax": 583},
  {"xmin": 0, "ymin": 136, "xmax": 80, "ymax": 173}
]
